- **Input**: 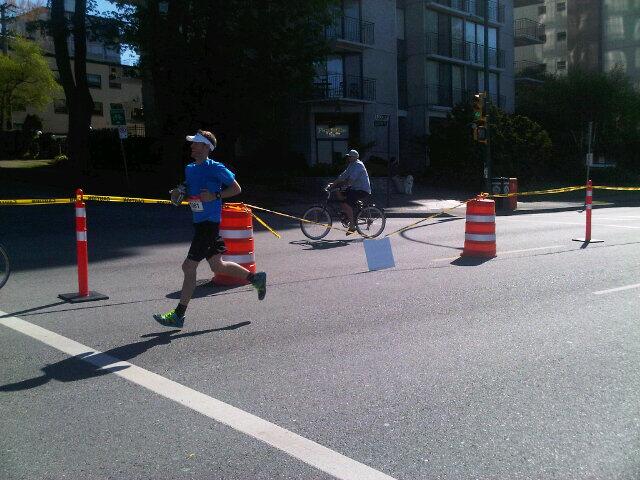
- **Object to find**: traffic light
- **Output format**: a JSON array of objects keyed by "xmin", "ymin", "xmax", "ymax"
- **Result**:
[
  {"xmin": 472, "ymin": 93, "xmax": 485, "ymax": 121},
  {"xmin": 476, "ymin": 116, "xmax": 488, "ymax": 144}
]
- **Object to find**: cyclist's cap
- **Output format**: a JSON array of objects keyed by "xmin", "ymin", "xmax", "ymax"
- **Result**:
[
  {"xmin": 186, "ymin": 131, "xmax": 216, "ymax": 151},
  {"xmin": 344, "ymin": 149, "xmax": 359, "ymax": 159}
]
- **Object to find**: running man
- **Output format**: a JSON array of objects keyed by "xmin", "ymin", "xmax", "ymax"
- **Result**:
[{"xmin": 153, "ymin": 130, "xmax": 266, "ymax": 328}]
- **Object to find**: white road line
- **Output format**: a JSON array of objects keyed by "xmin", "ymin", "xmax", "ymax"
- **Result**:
[
  {"xmin": 0, "ymin": 312, "xmax": 396, "ymax": 480},
  {"xmin": 593, "ymin": 283, "xmax": 640, "ymax": 295},
  {"xmin": 433, "ymin": 245, "xmax": 564, "ymax": 262},
  {"xmin": 522, "ymin": 220, "xmax": 640, "ymax": 229}
]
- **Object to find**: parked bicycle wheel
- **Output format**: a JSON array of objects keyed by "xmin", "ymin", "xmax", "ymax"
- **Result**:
[
  {"xmin": 300, "ymin": 206, "xmax": 332, "ymax": 240},
  {"xmin": 0, "ymin": 245, "xmax": 10, "ymax": 290},
  {"xmin": 356, "ymin": 206, "xmax": 386, "ymax": 238}
]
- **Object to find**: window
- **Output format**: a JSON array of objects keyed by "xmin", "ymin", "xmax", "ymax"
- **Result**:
[
  {"xmin": 109, "ymin": 67, "xmax": 122, "ymax": 89},
  {"xmin": 557, "ymin": 31, "xmax": 567, "ymax": 41},
  {"xmin": 538, "ymin": 5, "xmax": 546, "ymax": 15},
  {"xmin": 132, "ymin": 108, "xmax": 144, "ymax": 120},
  {"xmin": 87, "ymin": 73, "xmax": 102, "ymax": 89},
  {"xmin": 557, "ymin": 2, "xmax": 566, "ymax": 12},
  {"xmin": 54, "ymin": 99, "xmax": 68, "ymax": 114},
  {"xmin": 557, "ymin": 60, "xmax": 567, "ymax": 70},
  {"xmin": 92, "ymin": 101, "xmax": 104, "ymax": 116}
]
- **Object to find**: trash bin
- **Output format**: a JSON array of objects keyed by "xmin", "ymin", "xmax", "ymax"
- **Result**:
[
  {"xmin": 508, "ymin": 177, "xmax": 517, "ymax": 211},
  {"xmin": 491, "ymin": 177, "xmax": 509, "ymax": 211}
]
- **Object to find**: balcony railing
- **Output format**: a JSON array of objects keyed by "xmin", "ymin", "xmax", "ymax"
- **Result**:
[
  {"xmin": 325, "ymin": 15, "xmax": 375, "ymax": 45},
  {"xmin": 312, "ymin": 74, "xmax": 376, "ymax": 102},
  {"xmin": 514, "ymin": 0, "xmax": 544, "ymax": 7},
  {"xmin": 426, "ymin": 33, "xmax": 505, "ymax": 68},
  {"xmin": 514, "ymin": 18, "xmax": 546, "ymax": 46},
  {"xmin": 514, "ymin": 60, "xmax": 546, "ymax": 75},
  {"xmin": 426, "ymin": 84, "xmax": 505, "ymax": 108},
  {"xmin": 427, "ymin": 0, "xmax": 505, "ymax": 23}
]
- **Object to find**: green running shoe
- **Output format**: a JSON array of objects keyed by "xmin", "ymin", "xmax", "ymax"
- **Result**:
[
  {"xmin": 153, "ymin": 309, "xmax": 185, "ymax": 328},
  {"xmin": 251, "ymin": 271, "xmax": 267, "ymax": 300}
]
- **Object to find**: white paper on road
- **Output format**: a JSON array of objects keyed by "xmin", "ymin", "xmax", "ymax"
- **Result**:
[{"xmin": 363, "ymin": 237, "xmax": 395, "ymax": 271}]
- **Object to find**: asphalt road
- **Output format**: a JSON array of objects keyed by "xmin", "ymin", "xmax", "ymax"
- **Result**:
[{"xmin": 1, "ymin": 200, "xmax": 639, "ymax": 480}]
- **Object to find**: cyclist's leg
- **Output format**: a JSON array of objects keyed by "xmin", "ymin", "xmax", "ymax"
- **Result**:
[{"xmin": 341, "ymin": 189, "xmax": 356, "ymax": 228}]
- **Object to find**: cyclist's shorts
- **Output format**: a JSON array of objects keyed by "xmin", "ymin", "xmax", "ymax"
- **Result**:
[
  {"xmin": 188, "ymin": 221, "xmax": 226, "ymax": 262},
  {"xmin": 344, "ymin": 189, "xmax": 370, "ymax": 207}
]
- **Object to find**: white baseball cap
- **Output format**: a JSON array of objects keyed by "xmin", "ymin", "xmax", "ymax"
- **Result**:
[
  {"xmin": 186, "ymin": 132, "xmax": 216, "ymax": 151},
  {"xmin": 344, "ymin": 149, "xmax": 359, "ymax": 159}
]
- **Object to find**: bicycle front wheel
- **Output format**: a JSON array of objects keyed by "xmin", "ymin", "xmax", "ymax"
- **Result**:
[
  {"xmin": 0, "ymin": 245, "xmax": 10, "ymax": 289},
  {"xmin": 356, "ymin": 206, "xmax": 386, "ymax": 238},
  {"xmin": 300, "ymin": 206, "xmax": 332, "ymax": 240}
]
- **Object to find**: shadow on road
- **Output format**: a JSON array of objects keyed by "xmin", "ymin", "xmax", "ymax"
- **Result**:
[
  {"xmin": 0, "ymin": 322, "xmax": 251, "ymax": 392},
  {"xmin": 289, "ymin": 239, "xmax": 352, "ymax": 250},
  {"xmin": 0, "ymin": 297, "xmax": 165, "ymax": 319},
  {"xmin": 165, "ymin": 279, "xmax": 244, "ymax": 300}
]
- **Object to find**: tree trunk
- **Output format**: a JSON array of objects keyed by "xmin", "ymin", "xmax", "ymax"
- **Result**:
[{"xmin": 50, "ymin": 0, "xmax": 93, "ymax": 172}]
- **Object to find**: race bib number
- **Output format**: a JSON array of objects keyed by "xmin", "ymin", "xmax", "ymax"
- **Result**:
[{"xmin": 188, "ymin": 196, "xmax": 204, "ymax": 212}]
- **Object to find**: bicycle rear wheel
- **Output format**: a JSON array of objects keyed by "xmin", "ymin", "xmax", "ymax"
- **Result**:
[
  {"xmin": 0, "ymin": 245, "xmax": 10, "ymax": 289},
  {"xmin": 356, "ymin": 206, "xmax": 386, "ymax": 238},
  {"xmin": 300, "ymin": 206, "xmax": 332, "ymax": 240}
]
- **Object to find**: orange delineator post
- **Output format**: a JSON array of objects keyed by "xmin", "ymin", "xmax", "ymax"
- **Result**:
[
  {"xmin": 508, "ymin": 178, "xmax": 518, "ymax": 211},
  {"xmin": 461, "ymin": 196, "xmax": 497, "ymax": 258},
  {"xmin": 585, "ymin": 179, "xmax": 593, "ymax": 241},
  {"xmin": 58, "ymin": 189, "xmax": 108, "ymax": 303},
  {"xmin": 572, "ymin": 179, "xmax": 603, "ymax": 244},
  {"xmin": 213, "ymin": 203, "xmax": 256, "ymax": 286}
]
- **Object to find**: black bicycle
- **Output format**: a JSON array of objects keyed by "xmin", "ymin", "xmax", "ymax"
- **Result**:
[
  {"xmin": 0, "ymin": 244, "xmax": 10, "ymax": 289},
  {"xmin": 300, "ymin": 188, "xmax": 386, "ymax": 240}
]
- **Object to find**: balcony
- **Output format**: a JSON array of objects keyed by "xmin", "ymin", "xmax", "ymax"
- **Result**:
[
  {"xmin": 514, "ymin": 0, "xmax": 544, "ymax": 7},
  {"xmin": 514, "ymin": 60, "xmax": 546, "ymax": 83},
  {"xmin": 426, "ymin": 0, "xmax": 505, "ymax": 24},
  {"xmin": 427, "ymin": 84, "xmax": 505, "ymax": 108},
  {"xmin": 426, "ymin": 32, "xmax": 505, "ymax": 69},
  {"xmin": 311, "ymin": 74, "xmax": 376, "ymax": 102},
  {"xmin": 514, "ymin": 18, "xmax": 546, "ymax": 46},
  {"xmin": 325, "ymin": 15, "xmax": 374, "ymax": 50}
]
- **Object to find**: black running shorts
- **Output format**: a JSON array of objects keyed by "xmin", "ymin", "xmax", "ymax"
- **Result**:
[{"xmin": 187, "ymin": 221, "xmax": 227, "ymax": 262}]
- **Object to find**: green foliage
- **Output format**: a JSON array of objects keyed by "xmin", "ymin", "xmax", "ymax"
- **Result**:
[
  {"xmin": 0, "ymin": 36, "xmax": 61, "ymax": 131},
  {"xmin": 516, "ymin": 68, "xmax": 640, "ymax": 179},
  {"xmin": 53, "ymin": 154, "xmax": 69, "ymax": 164},
  {"xmin": 113, "ymin": 0, "xmax": 337, "ymax": 166},
  {"xmin": 426, "ymin": 102, "xmax": 552, "ymax": 190}
]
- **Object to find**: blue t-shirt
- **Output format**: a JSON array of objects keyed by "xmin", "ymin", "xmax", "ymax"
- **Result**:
[{"xmin": 185, "ymin": 159, "xmax": 235, "ymax": 223}]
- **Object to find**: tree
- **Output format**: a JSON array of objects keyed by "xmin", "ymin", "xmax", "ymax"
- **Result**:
[
  {"xmin": 0, "ymin": 36, "xmax": 59, "ymax": 131},
  {"xmin": 48, "ymin": 0, "xmax": 93, "ymax": 170},
  {"xmin": 426, "ymin": 101, "xmax": 552, "ymax": 189},
  {"xmin": 113, "ymin": 0, "xmax": 335, "ymax": 175},
  {"xmin": 516, "ymin": 68, "xmax": 640, "ymax": 178}
]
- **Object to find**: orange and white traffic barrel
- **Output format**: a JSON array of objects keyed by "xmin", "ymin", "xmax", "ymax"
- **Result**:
[
  {"xmin": 213, "ymin": 203, "xmax": 256, "ymax": 286},
  {"xmin": 461, "ymin": 196, "xmax": 496, "ymax": 258}
]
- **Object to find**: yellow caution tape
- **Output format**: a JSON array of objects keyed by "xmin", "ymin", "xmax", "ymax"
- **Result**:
[
  {"xmin": 593, "ymin": 185, "xmax": 640, "ymax": 191},
  {"xmin": 251, "ymin": 212, "xmax": 281, "ymax": 239},
  {"xmin": 244, "ymin": 203, "xmax": 352, "ymax": 235},
  {"xmin": 0, "ymin": 198, "xmax": 74, "ymax": 205},
  {"xmin": 489, "ymin": 185, "xmax": 585, "ymax": 198},
  {"xmin": 384, "ymin": 197, "xmax": 475, "ymax": 238}
]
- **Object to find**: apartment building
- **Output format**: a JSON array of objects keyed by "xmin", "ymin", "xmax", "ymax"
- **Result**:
[
  {"xmin": 8, "ymin": 4, "xmax": 144, "ymax": 135},
  {"xmin": 291, "ymin": 0, "xmax": 515, "ymax": 173},
  {"xmin": 515, "ymin": 1, "xmax": 640, "ymax": 86}
]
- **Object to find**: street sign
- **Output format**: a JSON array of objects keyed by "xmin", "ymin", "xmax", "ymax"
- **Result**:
[
  {"xmin": 586, "ymin": 152, "xmax": 593, "ymax": 166},
  {"xmin": 118, "ymin": 126, "xmax": 128, "ymax": 139},
  {"xmin": 110, "ymin": 108, "xmax": 126, "ymax": 126},
  {"xmin": 374, "ymin": 114, "xmax": 389, "ymax": 126}
]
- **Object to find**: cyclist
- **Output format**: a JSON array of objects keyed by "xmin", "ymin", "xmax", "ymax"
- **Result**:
[
  {"xmin": 325, "ymin": 149, "xmax": 371, "ymax": 235},
  {"xmin": 153, "ymin": 130, "xmax": 267, "ymax": 328}
]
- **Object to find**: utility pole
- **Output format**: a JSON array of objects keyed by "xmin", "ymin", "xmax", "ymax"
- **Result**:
[
  {"xmin": 483, "ymin": 0, "xmax": 491, "ymax": 193},
  {"xmin": 1, "ymin": 1, "xmax": 17, "ymax": 55}
]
